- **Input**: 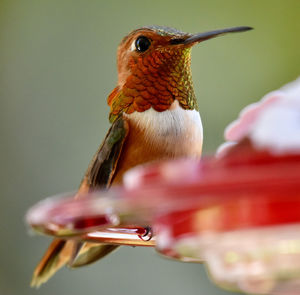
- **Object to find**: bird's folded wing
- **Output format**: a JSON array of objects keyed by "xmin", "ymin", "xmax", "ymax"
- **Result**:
[{"xmin": 31, "ymin": 116, "xmax": 129, "ymax": 288}]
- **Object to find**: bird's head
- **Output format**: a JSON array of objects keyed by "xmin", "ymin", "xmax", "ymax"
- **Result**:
[{"xmin": 108, "ymin": 25, "xmax": 252, "ymax": 122}]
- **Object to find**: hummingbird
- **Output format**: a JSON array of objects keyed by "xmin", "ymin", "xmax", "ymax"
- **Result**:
[{"xmin": 31, "ymin": 25, "xmax": 252, "ymax": 287}]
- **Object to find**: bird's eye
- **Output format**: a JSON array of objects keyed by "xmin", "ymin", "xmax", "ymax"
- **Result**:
[{"xmin": 135, "ymin": 36, "xmax": 151, "ymax": 52}]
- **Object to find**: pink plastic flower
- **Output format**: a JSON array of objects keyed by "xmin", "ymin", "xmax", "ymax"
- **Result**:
[{"xmin": 218, "ymin": 77, "xmax": 300, "ymax": 157}]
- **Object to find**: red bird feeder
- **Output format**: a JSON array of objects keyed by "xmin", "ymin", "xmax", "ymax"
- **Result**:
[{"xmin": 26, "ymin": 77, "xmax": 300, "ymax": 294}]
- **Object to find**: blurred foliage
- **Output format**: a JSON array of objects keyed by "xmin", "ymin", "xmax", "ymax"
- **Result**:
[{"xmin": 0, "ymin": 0, "xmax": 299, "ymax": 294}]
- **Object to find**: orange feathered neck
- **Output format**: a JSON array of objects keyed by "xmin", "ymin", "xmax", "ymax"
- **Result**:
[{"xmin": 107, "ymin": 47, "xmax": 198, "ymax": 123}]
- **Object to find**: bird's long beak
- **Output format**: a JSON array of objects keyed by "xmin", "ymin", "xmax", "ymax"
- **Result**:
[{"xmin": 171, "ymin": 26, "xmax": 253, "ymax": 45}]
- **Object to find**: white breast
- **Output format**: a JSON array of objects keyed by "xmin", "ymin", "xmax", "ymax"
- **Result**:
[{"xmin": 124, "ymin": 100, "xmax": 203, "ymax": 157}]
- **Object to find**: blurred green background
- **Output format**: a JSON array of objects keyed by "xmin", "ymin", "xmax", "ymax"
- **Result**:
[{"xmin": 0, "ymin": 0, "xmax": 299, "ymax": 294}]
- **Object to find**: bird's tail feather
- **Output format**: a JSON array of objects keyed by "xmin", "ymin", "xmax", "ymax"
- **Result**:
[
  {"xmin": 31, "ymin": 239, "xmax": 67, "ymax": 288},
  {"xmin": 31, "ymin": 238, "xmax": 118, "ymax": 288}
]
